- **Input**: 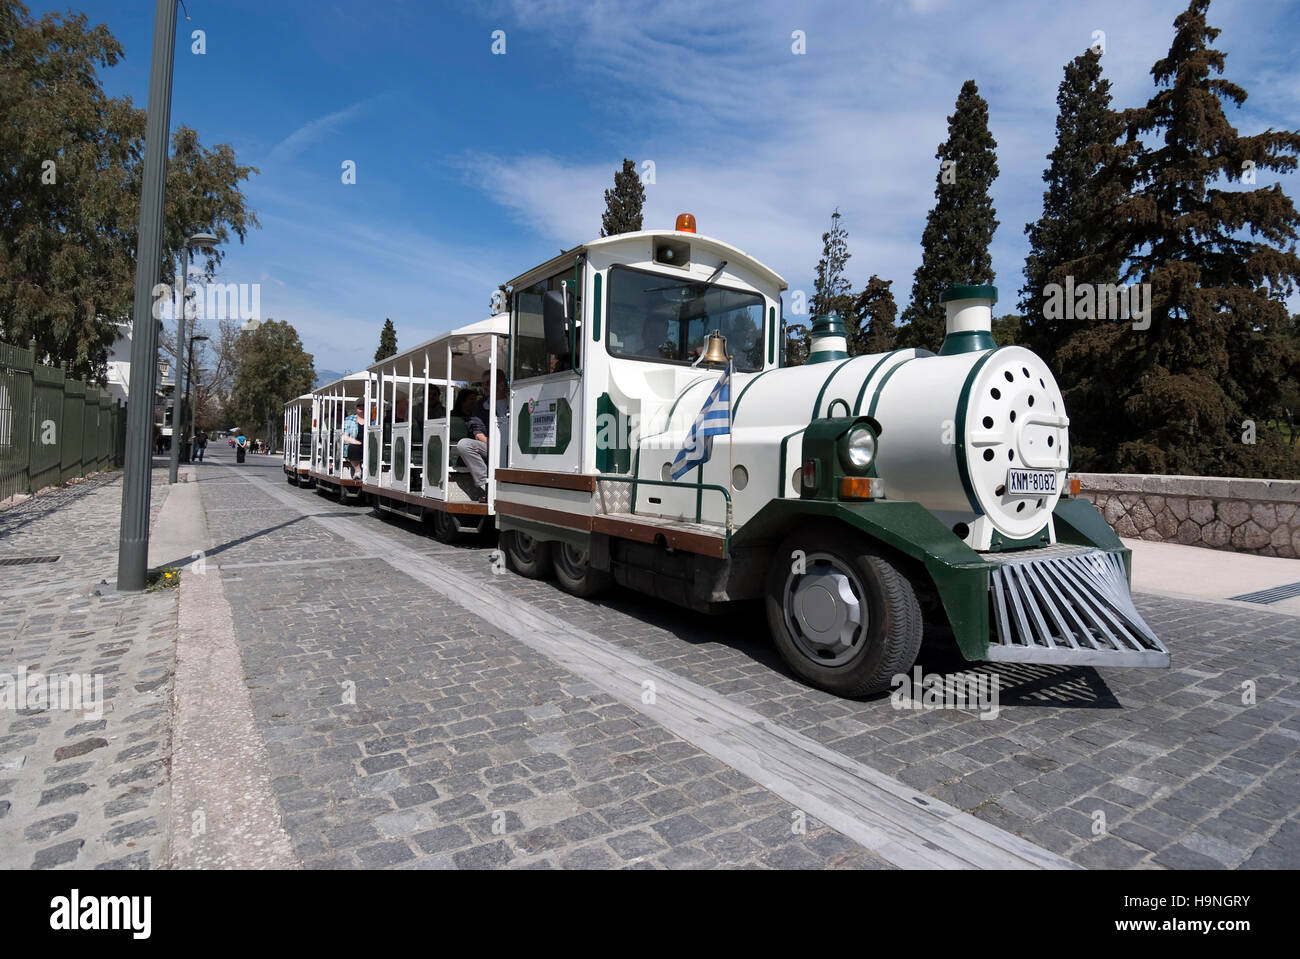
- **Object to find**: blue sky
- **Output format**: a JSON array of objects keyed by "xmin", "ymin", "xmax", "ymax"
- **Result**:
[{"xmin": 30, "ymin": 0, "xmax": 1300, "ymax": 375}]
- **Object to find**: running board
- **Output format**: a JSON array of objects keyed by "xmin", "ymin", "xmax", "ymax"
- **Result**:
[{"xmin": 986, "ymin": 547, "xmax": 1169, "ymax": 667}]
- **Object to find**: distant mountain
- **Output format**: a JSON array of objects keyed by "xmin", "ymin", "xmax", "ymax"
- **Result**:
[{"xmin": 314, "ymin": 369, "xmax": 346, "ymax": 388}]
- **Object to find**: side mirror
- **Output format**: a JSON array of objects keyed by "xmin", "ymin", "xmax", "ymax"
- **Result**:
[{"xmin": 542, "ymin": 288, "xmax": 573, "ymax": 356}]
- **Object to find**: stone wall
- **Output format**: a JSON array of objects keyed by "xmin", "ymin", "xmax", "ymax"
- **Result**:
[{"xmin": 1075, "ymin": 473, "xmax": 1300, "ymax": 558}]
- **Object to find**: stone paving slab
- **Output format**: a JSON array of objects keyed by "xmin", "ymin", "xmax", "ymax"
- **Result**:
[
  {"xmin": 0, "ymin": 467, "xmax": 177, "ymax": 870},
  {"xmin": 212, "ymin": 453, "xmax": 1298, "ymax": 870}
]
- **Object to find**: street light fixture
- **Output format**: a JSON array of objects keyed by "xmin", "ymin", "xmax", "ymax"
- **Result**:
[{"xmin": 168, "ymin": 231, "xmax": 219, "ymax": 484}]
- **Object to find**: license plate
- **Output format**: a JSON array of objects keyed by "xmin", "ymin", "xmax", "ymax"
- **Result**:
[{"xmin": 1006, "ymin": 468, "xmax": 1058, "ymax": 495}]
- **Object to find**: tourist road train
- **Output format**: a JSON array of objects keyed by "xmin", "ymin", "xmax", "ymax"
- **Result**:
[{"xmin": 285, "ymin": 214, "xmax": 1168, "ymax": 696}]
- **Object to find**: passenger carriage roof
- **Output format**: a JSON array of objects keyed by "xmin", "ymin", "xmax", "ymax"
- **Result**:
[
  {"xmin": 366, "ymin": 315, "xmax": 508, "ymax": 382},
  {"xmin": 313, "ymin": 370, "xmax": 372, "ymax": 396},
  {"xmin": 505, "ymin": 232, "xmax": 788, "ymax": 293}
]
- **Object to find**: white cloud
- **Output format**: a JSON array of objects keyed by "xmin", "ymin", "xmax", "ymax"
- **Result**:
[
  {"xmin": 476, "ymin": 0, "xmax": 1299, "ymax": 314},
  {"xmin": 266, "ymin": 99, "xmax": 373, "ymax": 165}
]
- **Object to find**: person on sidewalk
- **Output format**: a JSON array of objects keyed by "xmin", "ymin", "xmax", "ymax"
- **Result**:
[
  {"xmin": 343, "ymin": 399, "xmax": 364, "ymax": 479},
  {"xmin": 195, "ymin": 430, "xmax": 207, "ymax": 463},
  {"xmin": 235, "ymin": 432, "xmax": 247, "ymax": 464},
  {"xmin": 456, "ymin": 369, "xmax": 509, "ymax": 502}
]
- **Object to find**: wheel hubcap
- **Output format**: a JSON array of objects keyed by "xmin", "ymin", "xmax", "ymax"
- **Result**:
[
  {"xmin": 784, "ymin": 555, "xmax": 868, "ymax": 667},
  {"xmin": 559, "ymin": 544, "xmax": 588, "ymax": 574}
]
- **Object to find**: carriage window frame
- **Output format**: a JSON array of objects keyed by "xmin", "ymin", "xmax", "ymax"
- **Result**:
[
  {"xmin": 603, "ymin": 264, "xmax": 766, "ymax": 373},
  {"xmin": 511, "ymin": 260, "xmax": 584, "ymax": 383}
]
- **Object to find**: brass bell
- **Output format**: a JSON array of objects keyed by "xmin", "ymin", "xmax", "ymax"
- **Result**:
[{"xmin": 699, "ymin": 330, "xmax": 729, "ymax": 366}]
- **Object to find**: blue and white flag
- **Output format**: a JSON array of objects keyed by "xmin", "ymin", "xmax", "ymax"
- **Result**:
[{"xmin": 671, "ymin": 366, "xmax": 731, "ymax": 480}]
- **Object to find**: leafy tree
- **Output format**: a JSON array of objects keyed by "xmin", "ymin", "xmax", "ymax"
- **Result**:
[
  {"xmin": 783, "ymin": 314, "xmax": 809, "ymax": 366},
  {"xmin": 850, "ymin": 275, "xmax": 898, "ymax": 356},
  {"xmin": 1087, "ymin": 0, "xmax": 1300, "ymax": 477},
  {"xmin": 600, "ymin": 158, "xmax": 645, "ymax": 237},
  {"xmin": 0, "ymin": 2, "xmax": 257, "ymax": 381},
  {"xmin": 374, "ymin": 317, "xmax": 397, "ymax": 362},
  {"xmin": 230, "ymin": 319, "xmax": 315, "ymax": 445},
  {"xmin": 991, "ymin": 313, "xmax": 1025, "ymax": 349},
  {"xmin": 898, "ymin": 80, "xmax": 1000, "ymax": 352}
]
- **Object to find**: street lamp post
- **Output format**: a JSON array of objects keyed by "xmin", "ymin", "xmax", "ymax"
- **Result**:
[
  {"xmin": 168, "ymin": 232, "xmax": 218, "ymax": 484},
  {"xmin": 185, "ymin": 334, "xmax": 208, "ymax": 461},
  {"xmin": 117, "ymin": 0, "xmax": 180, "ymax": 592}
]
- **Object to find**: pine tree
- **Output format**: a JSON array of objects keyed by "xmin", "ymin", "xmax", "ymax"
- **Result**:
[
  {"xmin": 812, "ymin": 209, "xmax": 853, "ymax": 321},
  {"xmin": 1096, "ymin": 0, "xmax": 1300, "ymax": 477},
  {"xmin": 850, "ymin": 275, "xmax": 898, "ymax": 356},
  {"xmin": 898, "ymin": 80, "xmax": 1000, "ymax": 353},
  {"xmin": 600, "ymin": 159, "xmax": 645, "ymax": 237},
  {"xmin": 374, "ymin": 317, "xmax": 397, "ymax": 362}
]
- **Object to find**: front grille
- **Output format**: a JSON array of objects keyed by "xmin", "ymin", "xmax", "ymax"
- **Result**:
[{"xmin": 987, "ymin": 548, "xmax": 1169, "ymax": 667}]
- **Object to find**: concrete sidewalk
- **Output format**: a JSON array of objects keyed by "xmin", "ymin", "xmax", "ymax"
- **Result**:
[{"xmin": 1126, "ymin": 538, "xmax": 1300, "ymax": 615}]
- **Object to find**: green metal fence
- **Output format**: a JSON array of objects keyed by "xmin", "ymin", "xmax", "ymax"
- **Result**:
[{"xmin": 0, "ymin": 341, "xmax": 126, "ymax": 503}]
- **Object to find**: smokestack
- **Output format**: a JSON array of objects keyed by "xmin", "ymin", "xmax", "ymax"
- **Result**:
[
  {"xmin": 806, "ymin": 313, "xmax": 849, "ymax": 364},
  {"xmin": 938, "ymin": 284, "xmax": 997, "ymax": 356}
]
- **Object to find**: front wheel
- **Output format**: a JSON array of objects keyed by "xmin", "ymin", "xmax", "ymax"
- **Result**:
[
  {"xmin": 552, "ymin": 543, "xmax": 611, "ymax": 598},
  {"xmin": 765, "ymin": 527, "xmax": 923, "ymax": 697},
  {"xmin": 500, "ymin": 529, "xmax": 553, "ymax": 579}
]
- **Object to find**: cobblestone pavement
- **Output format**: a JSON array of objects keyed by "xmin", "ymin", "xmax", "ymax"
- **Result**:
[
  {"xmin": 207, "ymin": 453, "xmax": 1298, "ymax": 869},
  {"xmin": 0, "ymin": 466, "xmax": 177, "ymax": 870},
  {"xmin": 205, "ymin": 454, "xmax": 889, "ymax": 869}
]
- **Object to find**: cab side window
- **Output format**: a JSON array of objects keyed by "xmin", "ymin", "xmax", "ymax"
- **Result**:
[{"xmin": 512, "ymin": 266, "xmax": 582, "ymax": 381}]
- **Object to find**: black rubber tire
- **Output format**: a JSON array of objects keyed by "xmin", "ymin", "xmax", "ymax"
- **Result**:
[
  {"xmin": 501, "ymin": 529, "xmax": 553, "ymax": 579},
  {"xmin": 552, "ymin": 542, "xmax": 612, "ymax": 598},
  {"xmin": 765, "ymin": 526, "xmax": 923, "ymax": 697},
  {"xmin": 432, "ymin": 509, "xmax": 461, "ymax": 544}
]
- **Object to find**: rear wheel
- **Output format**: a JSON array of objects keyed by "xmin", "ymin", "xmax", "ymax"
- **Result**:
[
  {"xmin": 552, "ymin": 542, "xmax": 612, "ymax": 597},
  {"xmin": 765, "ymin": 527, "xmax": 922, "ymax": 697},
  {"xmin": 432, "ymin": 509, "xmax": 461, "ymax": 544},
  {"xmin": 501, "ymin": 529, "xmax": 553, "ymax": 579}
]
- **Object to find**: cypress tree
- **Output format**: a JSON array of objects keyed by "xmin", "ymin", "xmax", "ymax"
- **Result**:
[
  {"xmin": 898, "ymin": 80, "xmax": 1000, "ymax": 352},
  {"xmin": 600, "ymin": 158, "xmax": 645, "ymax": 237},
  {"xmin": 1019, "ymin": 49, "xmax": 1137, "ymax": 468},
  {"xmin": 374, "ymin": 317, "xmax": 397, "ymax": 362},
  {"xmin": 1103, "ymin": 0, "xmax": 1300, "ymax": 477},
  {"xmin": 851, "ymin": 275, "xmax": 898, "ymax": 356},
  {"xmin": 1020, "ymin": 48, "xmax": 1130, "ymax": 366}
]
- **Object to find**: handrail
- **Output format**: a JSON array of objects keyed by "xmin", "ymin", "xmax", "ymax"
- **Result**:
[{"xmin": 594, "ymin": 473, "xmax": 733, "ymax": 533}]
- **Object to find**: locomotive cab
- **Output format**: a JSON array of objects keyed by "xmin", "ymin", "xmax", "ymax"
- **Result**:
[{"xmin": 494, "ymin": 216, "xmax": 1167, "ymax": 697}]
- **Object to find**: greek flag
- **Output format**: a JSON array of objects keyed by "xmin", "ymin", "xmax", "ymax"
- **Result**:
[{"xmin": 671, "ymin": 367, "xmax": 731, "ymax": 480}]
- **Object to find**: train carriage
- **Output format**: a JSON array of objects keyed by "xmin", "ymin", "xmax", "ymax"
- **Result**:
[
  {"xmin": 363, "ymin": 316, "xmax": 509, "ymax": 540},
  {"xmin": 308, "ymin": 371, "xmax": 373, "ymax": 501},
  {"xmin": 282, "ymin": 392, "xmax": 314, "ymax": 486},
  {"xmin": 492, "ymin": 214, "xmax": 1169, "ymax": 696}
]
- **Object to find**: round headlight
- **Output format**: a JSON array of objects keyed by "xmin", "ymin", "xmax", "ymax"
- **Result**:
[{"xmin": 842, "ymin": 427, "xmax": 876, "ymax": 472}]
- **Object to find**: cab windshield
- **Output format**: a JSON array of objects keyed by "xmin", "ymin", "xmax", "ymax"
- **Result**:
[{"xmin": 606, "ymin": 265, "xmax": 765, "ymax": 372}]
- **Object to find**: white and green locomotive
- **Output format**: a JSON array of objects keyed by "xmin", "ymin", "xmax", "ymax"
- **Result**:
[{"xmin": 491, "ymin": 215, "xmax": 1168, "ymax": 696}]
